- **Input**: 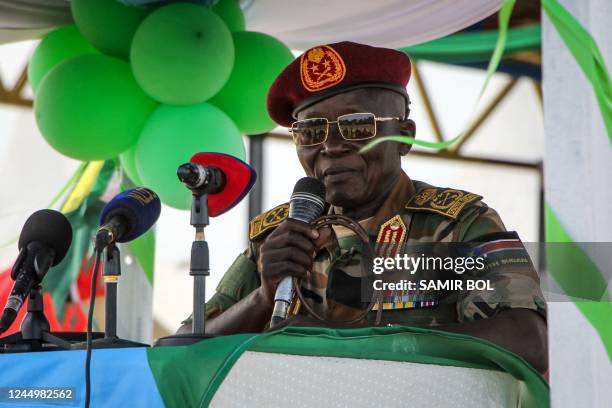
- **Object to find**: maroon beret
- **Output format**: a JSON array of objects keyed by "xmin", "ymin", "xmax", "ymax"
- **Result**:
[{"xmin": 267, "ymin": 41, "xmax": 411, "ymax": 127}]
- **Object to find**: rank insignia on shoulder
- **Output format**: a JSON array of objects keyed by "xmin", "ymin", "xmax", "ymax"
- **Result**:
[
  {"xmin": 249, "ymin": 203, "xmax": 289, "ymax": 240},
  {"xmin": 405, "ymin": 186, "xmax": 482, "ymax": 219}
]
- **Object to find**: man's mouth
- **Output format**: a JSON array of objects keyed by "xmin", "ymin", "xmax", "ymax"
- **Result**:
[{"xmin": 322, "ymin": 167, "xmax": 357, "ymax": 182}]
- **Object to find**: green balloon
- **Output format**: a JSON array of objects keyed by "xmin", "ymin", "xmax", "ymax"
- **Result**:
[
  {"xmin": 28, "ymin": 25, "xmax": 98, "ymax": 93},
  {"xmin": 131, "ymin": 3, "xmax": 234, "ymax": 105},
  {"xmin": 35, "ymin": 54, "xmax": 157, "ymax": 161},
  {"xmin": 119, "ymin": 145, "xmax": 144, "ymax": 185},
  {"xmin": 71, "ymin": 0, "xmax": 150, "ymax": 59},
  {"xmin": 135, "ymin": 103, "xmax": 245, "ymax": 210},
  {"xmin": 212, "ymin": 0, "xmax": 245, "ymax": 32},
  {"xmin": 210, "ymin": 32, "xmax": 293, "ymax": 135}
]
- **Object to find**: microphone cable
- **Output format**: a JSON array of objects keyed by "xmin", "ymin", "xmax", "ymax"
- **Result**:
[{"xmin": 85, "ymin": 249, "xmax": 102, "ymax": 408}]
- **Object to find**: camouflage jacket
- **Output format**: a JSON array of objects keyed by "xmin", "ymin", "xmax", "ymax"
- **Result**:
[{"xmin": 187, "ymin": 172, "xmax": 546, "ymax": 328}]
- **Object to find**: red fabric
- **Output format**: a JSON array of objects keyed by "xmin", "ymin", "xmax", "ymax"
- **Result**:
[
  {"xmin": 76, "ymin": 256, "xmax": 105, "ymax": 301},
  {"xmin": 267, "ymin": 41, "xmax": 412, "ymax": 126},
  {"xmin": 0, "ymin": 262, "xmax": 92, "ymax": 338},
  {"xmin": 190, "ymin": 152, "xmax": 257, "ymax": 217}
]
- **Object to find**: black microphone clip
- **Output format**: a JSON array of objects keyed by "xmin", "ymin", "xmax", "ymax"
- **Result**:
[
  {"xmin": 11, "ymin": 242, "xmax": 56, "ymax": 283},
  {"xmin": 0, "ymin": 243, "xmax": 56, "ymax": 334},
  {"xmin": 94, "ymin": 215, "xmax": 128, "ymax": 251},
  {"xmin": 177, "ymin": 163, "xmax": 225, "ymax": 194}
]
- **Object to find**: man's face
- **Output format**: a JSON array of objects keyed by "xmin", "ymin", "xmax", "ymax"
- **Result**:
[{"xmin": 295, "ymin": 88, "xmax": 413, "ymax": 211}]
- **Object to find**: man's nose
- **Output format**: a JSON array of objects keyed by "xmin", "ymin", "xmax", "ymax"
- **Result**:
[{"xmin": 322, "ymin": 123, "xmax": 353, "ymax": 156}]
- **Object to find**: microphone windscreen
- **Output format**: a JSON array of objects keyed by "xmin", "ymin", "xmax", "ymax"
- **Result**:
[
  {"xmin": 289, "ymin": 177, "xmax": 326, "ymax": 223},
  {"xmin": 293, "ymin": 177, "xmax": 326, "ymax": 200},
  {"xmin": 99, "ymin": 187, "xmax": 161, "ymax": 242},
  {"xmin": 190, "ymin": 152, "xmax": 257, "ymax": 217},
  {"xmin": 18, "ymin": 209, "xmax": 73, "ymax": 266}
]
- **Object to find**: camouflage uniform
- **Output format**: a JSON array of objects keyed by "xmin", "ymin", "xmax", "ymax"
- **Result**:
[{"xmin": 185, "ymin": 172, "xmax": 546, "ymax": 328}]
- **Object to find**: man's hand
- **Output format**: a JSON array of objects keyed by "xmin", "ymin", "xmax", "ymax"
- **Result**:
[
  {"xmin": 177, "ymin": 222, "xmax": 332, "ymax": 336},
  {"xmin": 258, "ymin": 219, "xmax": 320, "ymax": 303}
]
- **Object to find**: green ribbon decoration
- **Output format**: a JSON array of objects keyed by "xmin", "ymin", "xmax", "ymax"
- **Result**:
[
  {"xmin": 128, "ymin": 229, "xmax": 155, "ymax": 284},
  {"xmin": 363, "ymin": 0, "xmax": 612, "ymax": 153},
  {"xmin": 120, "ymin": 172, "xmax": 156, "ymax": 285},
  {"xmin": 402, "ymin": 24, "xmax": 540, "ymax": 65},
  {"xmin": 43, "ymin": 160, "xmax": 116, "ymax": 319},
  {"xmin": 47, "ymin": 162, "xmax": 88, "ymax": 209},
  {"xmin": 545, "ymin": 204, "xmax": 612, "ymax": 360},
  {"xmin": 0, "ymin": 162, "xmax": 87, "ymax": 249},
  {"xmin": 361, "ymin": 0, "xmax": 517, "ymax": 153},
  {"xmin": 542, "ymin": 0, "xmax": 612, "ymax": 143}
]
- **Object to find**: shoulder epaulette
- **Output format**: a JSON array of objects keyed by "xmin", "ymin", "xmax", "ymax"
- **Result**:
[
  {"xmin": 405, "ymin": 185, "xmax": 482, "ymax": 220},
  {"xmin": 249, "ymin": 203, "xmax": 289, "ymax": 240}
]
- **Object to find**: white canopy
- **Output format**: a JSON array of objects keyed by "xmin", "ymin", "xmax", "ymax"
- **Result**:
[{"xmin": 0, "ymin": 0, "xmax": 501, "ymax": 48}]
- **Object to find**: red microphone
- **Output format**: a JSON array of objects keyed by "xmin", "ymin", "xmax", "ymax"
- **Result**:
[{"xmin": 177, "ymin": 153, "xmax": 257, "ymax": 217}]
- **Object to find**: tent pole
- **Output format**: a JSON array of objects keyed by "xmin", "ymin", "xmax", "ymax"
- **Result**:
[{"xmin": 248, "ymin": 134, "xmax": 265, "ymax": 222}]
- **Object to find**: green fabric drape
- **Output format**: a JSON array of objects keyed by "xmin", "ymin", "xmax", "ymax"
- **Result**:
[{"xmin": 147, "ymin": 326, "xmax": 549, "ymax": 408}]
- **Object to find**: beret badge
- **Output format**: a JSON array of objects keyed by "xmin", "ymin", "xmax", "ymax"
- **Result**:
[{"xmin": 300, "ymin": 45, "xmax": 346, "ymax": 92}]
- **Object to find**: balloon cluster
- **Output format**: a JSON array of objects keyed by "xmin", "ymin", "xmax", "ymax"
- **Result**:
[{"xmin": 31, "ymin": 0, "xmax": 293, "ymax": 210}]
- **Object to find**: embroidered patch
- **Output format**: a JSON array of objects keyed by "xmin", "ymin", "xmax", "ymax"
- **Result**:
[
  {"xmin": 412, "ymin": 188, "xmax": 437, "ymax": 206},
  {"xmin": 249, "ymin": 203, "xmax": 289, "ymax": 240},
  {"xmin": 406, "ymin": 188, "xmax": 482, "ymax": 219},
  {"xmin": 300, "ymin": 45, "xmax": 346, "ymax": 92}
]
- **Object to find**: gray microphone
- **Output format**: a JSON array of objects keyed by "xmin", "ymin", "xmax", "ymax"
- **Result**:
[{"xmin": 270, "ymin": 177, "xmax": 326, "ymax": 328}]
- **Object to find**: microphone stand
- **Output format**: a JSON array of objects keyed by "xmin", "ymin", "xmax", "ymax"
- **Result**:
[
  {"xmin": 154, "ymin": 191, "xmax": 214, "ymax": 346},
  {"xmin": 71, "ymin": 244, "xmax": 149, "ymax": 349},
  {"xmin": 190, "ymin": 193, "xmax": 210, "ymax": 334},
  {"xmin": 0, "ymin": 249, "xmax": 104, "ymax": 353},
  {"xmin": 104, "ymin": 244, "xmax": 120, "ymax": 339}
]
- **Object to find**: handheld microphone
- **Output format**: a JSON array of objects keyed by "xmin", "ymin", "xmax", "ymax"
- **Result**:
[
  {"xmin": 270, "ymin": 177, "xmax": 326, "ymax": 328},
  {"xmin": 95, "ymin": 187, "xmax": 161, "ymax": 251},
  {"xmin": 177, "ymin": 152, "xmax": 257, "ymax": 217},
  {"xmin": 0, "ymin": 210, "xmax": 72, "ymax": 334}
]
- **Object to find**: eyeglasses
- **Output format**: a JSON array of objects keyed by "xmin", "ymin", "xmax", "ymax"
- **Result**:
[{"xmin": 289, "ymin": 113, "xmax": 403, "ymax": 147}]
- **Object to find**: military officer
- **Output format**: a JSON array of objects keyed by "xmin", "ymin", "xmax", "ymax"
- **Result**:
[{"xmin": 179, "ymin": 42, "xmax": 547, "ymax": 373}]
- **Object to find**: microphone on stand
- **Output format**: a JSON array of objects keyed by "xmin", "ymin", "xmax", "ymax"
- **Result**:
[
  {"xmin": 177, "ymin": 152, "xmax": 257, "ymax": 217},
  {"xmin": 83, "ymin": 187, "xmax": 162, "ymax": 408},
  {"xmin": 0, "ymin": 210, "xmax": 72, "ymax": 334},
  {"xmin": 270, "ymin": 177, "xmax": 326, "ymax": 328},
  {"xmin": 155, "ymin": 153, "xmax": 257, "ymax": 347},
  {"xmin": 90, "ymin": 187, "xmax": 162, "ymax": 340},
  {"xmin": 94, "ymin": 188, "xmax": 161, "ymax": 325},
  {"xmin": 95, "ymin": 187, "xmax": 161, "ymax": 251}
]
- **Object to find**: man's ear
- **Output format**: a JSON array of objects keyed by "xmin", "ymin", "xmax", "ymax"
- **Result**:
[{"xmin": 398, "ymin": 118, "xmax": 416, "ymax": 156}]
